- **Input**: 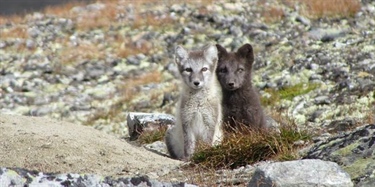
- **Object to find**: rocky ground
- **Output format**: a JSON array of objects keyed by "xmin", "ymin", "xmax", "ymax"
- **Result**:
[
  {"xmin": 0, "ymin": 113, "xmax": 183, "ymax": 186},
  {"xmin": 0, "ymin": 0, "xmax": 374, "ymax": 186}
]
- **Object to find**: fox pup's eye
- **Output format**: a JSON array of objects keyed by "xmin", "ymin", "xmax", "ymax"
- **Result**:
[
  {"xmin": 201, "ymin": 67, "xmax": 208, "ymax": 72},
  {"xmin": 184, "ymin": 68, "xmax": 193, "ymax": 72}
]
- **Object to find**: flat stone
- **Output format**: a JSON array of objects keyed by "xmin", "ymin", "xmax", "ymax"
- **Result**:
[
  {"xmin": 127, "ymin": 112, "xmax": 175, "ymax": 140},
  {"xmin": 248, "ymin": 159, "xmax": 353, "ymax": 187}
]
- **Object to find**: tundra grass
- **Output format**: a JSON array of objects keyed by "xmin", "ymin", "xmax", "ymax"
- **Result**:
[
  {"xmin": 137, "ymin": 125, "xmax": 168, "ymax": 144},
  {"xmin": 190, "ymin": 121, "xmax": 312, "ymax": 169}
]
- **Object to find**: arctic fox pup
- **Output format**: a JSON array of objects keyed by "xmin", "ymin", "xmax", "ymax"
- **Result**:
[
  {"xmin": 165, "ymin": 44, "xmax": 223, "ymax": 160},
  {"xmin": 216, "ymin": 43, "xmax": 266, "ymax": 131}
]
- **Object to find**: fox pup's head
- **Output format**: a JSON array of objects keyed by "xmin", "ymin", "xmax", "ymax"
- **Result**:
[
  {"xmin": 175, "ymin": 44, "xmax": 218, "ymax": 90},
  {"xmin": 216, "ymin": 43, "xmax": 254, "ymax": 91}
]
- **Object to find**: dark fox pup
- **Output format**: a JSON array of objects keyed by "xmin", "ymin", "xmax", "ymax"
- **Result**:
[{"xmin": 216, "ymin": 43, "xmax": 266, "ymax": 131}]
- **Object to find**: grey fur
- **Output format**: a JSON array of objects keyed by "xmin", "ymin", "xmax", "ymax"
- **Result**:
[{"xmin": 216, "ymin": 43, "xmax": 266, "ymax": 131}]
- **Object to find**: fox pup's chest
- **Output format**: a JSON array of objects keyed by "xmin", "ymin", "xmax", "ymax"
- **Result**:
[
  {"xmin": 182, "ymin": 99, "xmax": 207, "ymax": 112},
  {"xmin": 180, "ymin": 97, "xmax": 213, "ymax": 117}
]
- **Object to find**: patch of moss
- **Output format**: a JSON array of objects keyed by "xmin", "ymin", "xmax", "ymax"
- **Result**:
[
  {"xmin": 344, "ymin": 158, "xmax": 374, "ymax": 179},
  {"xmin": 332, "ymin": 142, "xmax": 359, "ymax": 157},
  {"xmin": 262, "ymin": 83, "xmax": 320, "ymax": 106}
]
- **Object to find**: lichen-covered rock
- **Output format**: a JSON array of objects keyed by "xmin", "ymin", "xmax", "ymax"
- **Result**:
[
  {"xmin": 127, "ymin": 112, "xmax": 175, "ymax": 140},
  {"xmin": 305, "ymin": 124, "xmax": 375, "ymax": 186},
  {"xmin": 248, "ymin": 159, "xmax": 353, "ymax": 187},
  {"xmin": 0, "ymin": 168, "xmax": 197, "ymax": 187}
]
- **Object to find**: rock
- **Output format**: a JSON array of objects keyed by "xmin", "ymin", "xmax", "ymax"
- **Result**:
[
  {"xmin": 305, "ymin": 124, "xmax": 375, "ymax": 186},
  {"xmin": 127, "ymin": 112, "xmax": 175, "ymax": 140},
  {"xmin": 265, "ymin": 115, "xmax": 280, "ymax": 132},
  {"xmin": 0, "ymin": 168, "xmax": 197, "ymax": 187},
  {"xmin": 295, "ymin": 15, "xmax": 311, "ymax": 26},
  {"xmin": 248, "ymin": 159, "xmax": 353, "ymax": 187},
  {"xmin": 0, "ymin": 168, "xmax": 25, "ymax": 186},
  {"xmin": 127, "ymin": 55, "xmax": 141, "ymax": 65},
  {"xmin": 307, "ymin": 28, "xmax": 348, "ymax": 42},
  {"xmin": 144, "ymin": 141, "xmax": 169, "ymax": 157},
  {"xmin": 325, "ymin": 118, "xmax": 357, "ymax": 133},
  {"xmin": 313, "ymin": 95, "xmax": 331, "ymax": 105}
]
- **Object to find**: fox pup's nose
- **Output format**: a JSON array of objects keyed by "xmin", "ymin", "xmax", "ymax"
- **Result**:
[
  {"xmin": 194, "ymin": 81, "xmax": 200, "ymax": 86},
  {"xmin": 228, "ymin": 83, "xmax": 234, "ymax": 87}
]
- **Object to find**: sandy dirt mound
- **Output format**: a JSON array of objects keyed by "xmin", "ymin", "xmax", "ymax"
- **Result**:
[{"xmin": 0, "ymin": 114, "xmax": 181, "ymax": 177}]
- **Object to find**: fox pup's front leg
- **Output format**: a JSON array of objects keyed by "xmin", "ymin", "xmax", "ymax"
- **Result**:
[{"xmin": 183, "ymin": 123, "xmax": 196, "ymax": 159}]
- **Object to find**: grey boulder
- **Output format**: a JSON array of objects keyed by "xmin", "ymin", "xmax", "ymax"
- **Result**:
[{"xmin": 248, "ymin": 159, "xmax": 353, "ymax": 187}]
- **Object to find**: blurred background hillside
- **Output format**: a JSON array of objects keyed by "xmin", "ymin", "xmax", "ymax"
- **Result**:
[
  {"xmin": 0, "ymin": 0, "xmax": 92, "ymax": 15},
  {"xmin": 0, "ymin": 0, "xmax": 373, "ymax": 137}
]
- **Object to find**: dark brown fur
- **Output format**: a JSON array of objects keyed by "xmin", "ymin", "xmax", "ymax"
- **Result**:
[{"xmin": 216, "ymin": 43, "xmax": 266, "ymax": 131}]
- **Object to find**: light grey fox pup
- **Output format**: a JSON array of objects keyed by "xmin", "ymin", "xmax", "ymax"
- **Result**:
[{"xmin": 165, "ymin": 44, "xmax": 223, "ymax": 160}]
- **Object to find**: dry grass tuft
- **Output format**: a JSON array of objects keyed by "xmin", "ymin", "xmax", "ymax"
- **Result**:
[
  {"xmin": 116, "ymin": 38, "xmax": 153, "ymax": 58},
  {"xmin": 0, "ymin": 14, "xmax": 24, "ymax": 25},
  {"xmin": 137, "ymin": 125, "xmax": 168, "ymax": 144},
  {"xmin": 365, "ymin": 93, "xmax": 375, "ymax": 124},
  {"xmin": 262, "ymin": 5, "xmax": 285, "ymax": 23},
  {"xmin": 44, "ymin": 1, "xmax": 86, "ymax": 16},
  {"xmin": 132, "ymin": 13, "xmax": 174, "ymax": 29},
  {"xmin": 190, "ymin": 117, "xmax": 312, "ymax": 170},
  {"xmin": 299, "ymin": 0, "xmax": 361, "ymax": 19},
  {"xmin": 115, "ymin": 70, "xmax": 162, "ymax": 104},
  {"xmin": 0, "ymin": 26, "xmax": 28, "ymax": 39},
  {"xmin": 59, "ymin": 43, "xmax": 104, "ymax": 64},
  {"xmin": 75, "ymin": 2, "xmax": 118, "ymax": 30}
]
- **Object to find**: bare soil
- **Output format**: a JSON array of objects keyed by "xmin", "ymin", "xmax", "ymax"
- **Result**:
[{"xmin": 0, "ymin": 114, "xmax": 181, "ymax": 178}]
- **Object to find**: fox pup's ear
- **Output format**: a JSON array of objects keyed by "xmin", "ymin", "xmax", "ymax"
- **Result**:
[
  {"xmin": 237, "ymin": 43, "xmax": 254, "ymax": 64},
  {"xmin": 216, "ymin": 44, "xmax": 227, "ymax": 59},
  {"xmin": 204, "ymin": 45, "xmax": 218, "ymax": 64},
  {"xmin": 175, "ymin": 45, "xmax": 188, "ymax": 65}
]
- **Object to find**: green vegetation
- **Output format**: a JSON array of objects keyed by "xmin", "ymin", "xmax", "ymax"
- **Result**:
[
  {"xmin": 262, "ymin": 83, "xmax": 320, "ymax": 106},
  {"xmin": 279, "ymin": 83, "xmax": 320, "ymax": 100},
  {"xmin": 190, "ymin": 122, "xmax": 312, "ymax": 169}
]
